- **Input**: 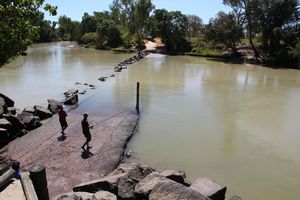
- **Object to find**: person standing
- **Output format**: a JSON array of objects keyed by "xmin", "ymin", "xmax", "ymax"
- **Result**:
[
  {"xmin": 81, "ymin": 113, "xmax": 93, "ymax": 151},
  {"xmin": 58, "ymin": 105, "xmax": 68, "ymax": 138}
]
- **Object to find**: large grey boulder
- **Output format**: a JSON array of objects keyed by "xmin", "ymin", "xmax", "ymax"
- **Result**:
[
  {"xmin": 64, "ymin": 89, "xmax": 78, "ymax": 97},
  {"xmin": 160, "ymin": 169, "xmax": 188, "ymax": 186},
  {"xmin": 93, "ymin": 191, "xmax": 117, "ymax": 200},
  {"xmin": 5, "ymin": 114, "xmax": 25, "ymax": 131},
  {"xmin": 34, "ymin": 105, "xmax": 53, "ymax": 120},
  {"xmin": 17, "ymin": 113, "xmax": 41, "ymax": 130},
  {"xmin": 64, "ymin": 89, "xmax": 79, "ymax": 105},
  {"xmin": 190, "ymin": 177, "xmax": 226, "ymax": 200},
  {"xmin": 117, "ymin": 176, "xmax": 136, "ymax": 199},
  {"xmin": 53, "ymin": 192, "xmax": 94, "ymax": 200},
  {"xmin": 0, "ymin": 128, "xmax": 9, "ymax": 147},
  {"xmin": 0, "ymin": 162, "xmax": 10, "ymax": 176},
  {"xmin": 149, "ymin": 179, "xmax": 210, "ymax": 200},
  {"xmin": 0, "ymin": 118, "xmax": 12, "ymax": 133},
  {"xmin": 73, "ymin": 173, "xmax": 127, "ymax": 194},
  {"xmin": 108, "ymin": 162, "xmax": 155, "ymax": 182},
  {"xmin": 23, "ymin": 107, "xmax": 35, "ymax": 114},
  {"xmin": 134, "ymin": 172, "xmax": 172, "ymax": 199},
  {"xmin": 0, "ymin": 93, "xmax": 14, "ymax": 107},
  {"xmin": 7, "ymin": 107, "xmax": 16, "ymax": 115},
  {"xmin": 47, "ymin": 99, "xmax": 62, "ymax": 113},
  {"xmin": 0, "ymin": 97, "xmax": 7, "ymax": 114}
]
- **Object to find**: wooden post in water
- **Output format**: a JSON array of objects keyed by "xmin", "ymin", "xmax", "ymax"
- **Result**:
[
  {"xmin": 136, "ymin": 82, "xmax": 140, "ymax": 114},
  {"xmin": 29, "ymin": 165, "xmax": 49, "ymax": 200}
]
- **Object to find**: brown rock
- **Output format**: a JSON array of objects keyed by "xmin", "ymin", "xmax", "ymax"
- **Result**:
[
  {"xmin": 23, "ymin": 107, "xmax": 35, "ymax": 114},
  {"xmin": 190, "ymin": 177, "xmax": 226, "ymax": 200},
  {"xmin": 47, "ymin": 99, "xmax": 62, "ymax": 114},
  {"xmin": 149, "ymin": 180, "xmax": 210, "ymax": 200},
  {"xmin": 34, "ymin": 105, "xmax": 53, "ymax": 120},
  {"xmin": 93, "ymin": 191, "xmax": 117, "ymax": 200},
  {"xmin": 53, "ymin": 192, "xmax": 94, "ymax": 200},
  {"xmin": 0, "ymin": 93, "xmax": 14, "ymax": 107},
  {"xmin": 73, "ymin": 173, "xmax": 127, "ymax": 194},
  {"xmin": 160, "ymin": 169, "xmax": 187, "ymax": 185}
]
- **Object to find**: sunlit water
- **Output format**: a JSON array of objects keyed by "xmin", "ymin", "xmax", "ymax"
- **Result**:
[{"xmin": 1, "ymin": 42, "xmax": 300, "ymax": 199}]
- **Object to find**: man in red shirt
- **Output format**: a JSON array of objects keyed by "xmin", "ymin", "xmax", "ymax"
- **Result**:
[{"xmin": 58, "ymin": 105, "xmax": 68, "ymax": 138}]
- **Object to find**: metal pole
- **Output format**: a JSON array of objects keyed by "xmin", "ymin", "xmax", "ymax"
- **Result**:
[{"xmin": 136, "ymin": 82, "xmax": 140, "ymax": 114}]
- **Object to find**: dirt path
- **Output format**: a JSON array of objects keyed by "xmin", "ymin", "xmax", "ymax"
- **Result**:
[{"xmin": 0, "ymin": 108, "xmax": 138, "ymax": 197}]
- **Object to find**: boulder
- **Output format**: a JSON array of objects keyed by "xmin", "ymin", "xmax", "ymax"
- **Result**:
[
  {"xmin": 0, "ymin": 118, "xmax": 12, "ymax": 131},
  {"xmin": 0, "ymin": 162, "xmax": 10, "ymax": 176},
  {"xmin": 0, "ymin": 106, "xmax": 4, "ymax": 115},
  {"xmin": 17, "ymin": 113, "xmax": 41, "ymax": 130},
  {"xmin": 229, "ymin": 195, "xmax": 243, "ymax": 200},
  {"xmin": 7, "ymin": 107, "xmax": 16, "ymax": 115},
  {"xmin": 64, "ymin": 89, "xmax": 78, "ymax": 97},
  {"xmin": 108, "ymin": 163, "xmax": 155, "ymax": 182},
  {"xmin": 117, "ymin": 176, "xmax": 136, "ymax": 199},
  {"xmin": 0, "ymin": 128, "xmax": 9, "ymax": 147},
  {"xmin": 190, "ymin": 177, "xmax": 226, "ymax": 200},
  {"xmin": 47, "ymin": 99, "xmax": 62, "ymax": 114},
  {"xmin": 53, "ymin": 192, "xmax": 94, "ymax": 200},
  {"xmin": 0, "ymin": 93, "xmax": 14, "ymax": 107},
  {"xmin": 64, "ymin": 93, "xmax": 78, "ymax": 105},
  {"xmin": 73, "ymin": 173, "xmax": 127, "ymax": 194},
  {"xmin": 98, "ymin": 77, "xmax": 107, "ymax": 82},
  {"xmin": 160, "ymin": 169, "xmax": 188, "ymax": 186},
  {"xmin": 5, "ymin": 115, "xmax": 25, "ymax": 131},
  {"xmin": 0, "ymin": 97, "xmax": 7, "ymax": 114},
  {"xmin": 134, "ymin": 172, "xmax": 171, "ymax": 198},
  {"xmin": 93, "ymin": 191, "xmax": 117, "ymax": 200},
  {"xmin": 23, "ymin": 107, "xmax": 35, "ymax": 114},
  {"xmin": 34, "ymin": 105, "xmax": 53, "ymax": 120},
  {"xmin": 149, "ymin": 179, "xmax": 210, "ymax": 200},
  {"xmin": 5, "ymin": 114, "xmax": 25, "ymax": 136}
]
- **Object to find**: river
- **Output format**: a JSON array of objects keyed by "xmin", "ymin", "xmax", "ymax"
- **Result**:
[{"xmin": 1, "ymin": 42, "xmax": 300, "ymax": 199}]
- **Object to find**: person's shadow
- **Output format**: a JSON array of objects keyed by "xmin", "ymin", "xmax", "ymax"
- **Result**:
[
  {"xmin": 81, "ymin": 149, "xmax": 94, "ymax": 159},
  {"xmin": 57, "ymin": 135, "xmax": 67, "ymax": 141}
]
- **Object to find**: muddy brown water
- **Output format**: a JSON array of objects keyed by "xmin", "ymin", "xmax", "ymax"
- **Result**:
[{"xmin": 1, "ymin": 42, "xmax": 300, "ymax": 199}]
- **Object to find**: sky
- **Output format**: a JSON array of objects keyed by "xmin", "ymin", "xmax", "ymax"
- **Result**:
[{"xmin": 43, "ymin": 0, "xmax": 231, "ymax": 24}]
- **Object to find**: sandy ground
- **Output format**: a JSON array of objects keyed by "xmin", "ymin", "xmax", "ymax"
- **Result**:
[{"xmin": 0, "ymin": 108, "xmax": 138, "ymax": 198}]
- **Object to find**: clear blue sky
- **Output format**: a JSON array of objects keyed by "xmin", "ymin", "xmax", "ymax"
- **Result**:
[{"xmin": 44, "ymin": 0, "xmax": 231, "ymax": 24}]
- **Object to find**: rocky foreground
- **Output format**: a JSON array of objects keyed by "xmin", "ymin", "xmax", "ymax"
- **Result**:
[
  {"xmin": 53, "ymin": 162, "xmax": 241, "ymax": 200},
  {"xmin": 0, "ymin": 108, "xmax": 139, "ymax": 198}
]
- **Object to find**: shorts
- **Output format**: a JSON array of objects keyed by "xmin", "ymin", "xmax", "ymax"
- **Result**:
[
  {"xmin": 60, "ymin": 120, "xmax": 68, "ymax": 128},
  {"xmin": 84, "ymin": 133, "xmax": 91, "ymax": 142}
]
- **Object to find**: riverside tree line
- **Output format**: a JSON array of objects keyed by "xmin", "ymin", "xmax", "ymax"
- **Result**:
[{"xmin": 0, "ymin": 0, "xmax": 299, "ymax": 67}]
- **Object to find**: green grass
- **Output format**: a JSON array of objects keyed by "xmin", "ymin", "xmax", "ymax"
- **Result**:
[{"xmin": 185, "ymin": 47, "xmax": 225, "ymax": 58}]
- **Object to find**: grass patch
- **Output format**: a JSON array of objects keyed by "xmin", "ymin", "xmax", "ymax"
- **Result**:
[{"xmin": 185, "ymin": 47, "xmax": 225, "ymax": 58}]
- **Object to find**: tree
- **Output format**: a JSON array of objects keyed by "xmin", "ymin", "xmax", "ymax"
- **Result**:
[
  {"xmin": 223, "ymin": 0, "xmax": 261, "ymax": 60},
  {"xmin": 205, "ymin": 12, "xmax": 243, "ymax": 56},
  {"xmin": 150, "ymin": 9, "xmax": 190, "ymax": 53},
  {"xmin": 80, "ymin": 13, "xmax": 97, "ymax": 35},
  {"xmin": 0, "ymin": 0, "xmax": 56, "ymax": 66},
  {"xmin": 187, "ymin": 15, "xmax": 204, "ymax": 38},
  {"xmin": 110, "ymin": 0, "xmax": 154, "ymax": 47}
]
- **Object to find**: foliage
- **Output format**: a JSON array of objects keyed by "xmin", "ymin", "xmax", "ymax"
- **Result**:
[
  {"xmin": 150, "ymin": 9, "xmax": 191, "ymax": 53},
  {"xmin": 188, "ymin": 47, "xmax": 224, "ymax": 57},
  {"xmin": 187, "ymin": 15, "xmax": 204, "ymax": 38},
  {"xmin": 205, "ymin": 12, "xmax": 243, "ymax": 56},
  {"xmin": 80, "ymin": 13, "xmax": 97, "ymax": 36},
  {"xmin": 0, "ymin": 0, "xmax": 56, "ymax": 66},
  {"xmin": 96, "ymin": 16, "xmax": 123, "ymax": 48},
  {"xmin": 81, "ymin": 32, "xmax": 98, "ymax": 44},
  {"xmin": 110, "ymin": 0, "xmax": 154, "ymax": 46}
]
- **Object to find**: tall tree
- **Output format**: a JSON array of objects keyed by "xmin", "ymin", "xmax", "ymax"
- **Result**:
[
  {"xmin": 110, "ymin": 0, "xmax": 154, "ymax": 47},
  {"xmin": 80, "ymin": 13, "xmax": 97, "ymax": 35},
  {"xmin": 205, "ymin": 12, "xmax": 243, "ymax": 56},
  {"xmin": 150, "ymin": 9, "xmax": 190, "ymax": 53},
  {"xmin": 223, "ymin": 0, "xmax": 261, "ymax": 61},
  {"xmin": 187, "ymin": 15, "xmax": 204, "ymax": 38},
  {"xmin": 0, "ymin": 0, "xmax": 56, "ymax": 66}
]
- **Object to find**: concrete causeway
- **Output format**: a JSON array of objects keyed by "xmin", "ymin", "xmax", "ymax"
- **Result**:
[{"xmin": 0, "ymin": 108, "xmax": 139, "ymax": 198}]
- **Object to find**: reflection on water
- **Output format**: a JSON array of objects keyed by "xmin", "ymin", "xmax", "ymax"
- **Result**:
[{"xmin": 1, "ymin": 43, "xmax": 300, "ymax": 200}]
